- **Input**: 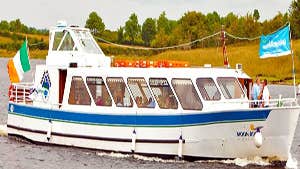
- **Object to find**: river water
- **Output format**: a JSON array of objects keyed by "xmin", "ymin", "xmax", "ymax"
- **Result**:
[{"xmin": 0, "ymin": 58, "xmax": 299, "ymax": 169}]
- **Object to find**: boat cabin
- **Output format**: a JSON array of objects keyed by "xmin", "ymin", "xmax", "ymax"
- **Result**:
[{"xmin": 13, "ymin": 23, "xmax": 253, "ymax": 113}]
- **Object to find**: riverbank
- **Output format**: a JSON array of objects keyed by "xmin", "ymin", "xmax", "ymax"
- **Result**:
[{"xmin": 1, "ymin": 37, "xmax": 300, "ymax": 84}]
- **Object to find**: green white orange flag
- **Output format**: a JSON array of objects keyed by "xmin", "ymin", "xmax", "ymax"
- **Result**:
[{"xmin": 7, "ymin": 41, "xmax": 31, "ymax": 83}]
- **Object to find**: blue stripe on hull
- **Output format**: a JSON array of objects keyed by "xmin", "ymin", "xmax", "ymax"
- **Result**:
[{"xmin": 8, "ymin": 103, "xmax": 270, "ymax": 127}]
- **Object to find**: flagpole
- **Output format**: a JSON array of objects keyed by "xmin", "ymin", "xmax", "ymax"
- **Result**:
[
  {"xmin": 289, "ymin": 23, "xmax": 297, "ymax": 99},
  {"xmin": 292, "ymin": 51, "xmax": 296, "ymax": 99}
]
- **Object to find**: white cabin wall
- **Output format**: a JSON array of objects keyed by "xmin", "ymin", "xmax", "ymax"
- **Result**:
[{"xmin": 33, "ymin": 65, "xmax": 59, "ymax": 108}]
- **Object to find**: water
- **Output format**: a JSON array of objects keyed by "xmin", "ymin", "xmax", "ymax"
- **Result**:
[{"xmin": 0, "ymin": 58, "xmax": 299, "ymax": 169}]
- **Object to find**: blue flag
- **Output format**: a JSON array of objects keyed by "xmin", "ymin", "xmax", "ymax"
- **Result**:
[{"xmin": 259, "ymin": 25, "xmax": 291, "ymax": 58}]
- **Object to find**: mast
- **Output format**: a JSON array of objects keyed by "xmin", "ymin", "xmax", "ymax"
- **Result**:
[{"xmin": 221, "ymin": 25, "xmax": 229, "ymax": 67}]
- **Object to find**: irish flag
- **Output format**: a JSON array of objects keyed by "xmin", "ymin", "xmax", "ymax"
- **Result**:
[{"xmin": 7, "ymin": 41, "xmax": 31, "ymax": 83}]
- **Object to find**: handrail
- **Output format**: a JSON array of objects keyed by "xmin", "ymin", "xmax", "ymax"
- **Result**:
[
  {"xmin": 210, "ymin": 98, "xmax": 298, "ymax": 108},
  {"xmin": 9, "ymin": 83, "xmax": 34, "ymax": 104}
]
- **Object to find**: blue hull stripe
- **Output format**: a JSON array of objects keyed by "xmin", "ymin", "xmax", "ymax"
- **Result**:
[{"xmin": 8, "ymin": 103, "xmax": 271, "ymax": 126}]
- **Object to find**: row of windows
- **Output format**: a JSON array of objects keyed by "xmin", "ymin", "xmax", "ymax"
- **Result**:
[{"xmin": 68, "ymin": 76, "xmax": 244, "ymax": 110}]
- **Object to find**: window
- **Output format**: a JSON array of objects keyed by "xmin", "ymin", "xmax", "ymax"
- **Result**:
[
  {"xmin": 58, "ymin": 32, "xmax": 75, "ymax": 51},
  {"xmin": 74, "ymin": 30, "xmax": 103, "ymax": 54},
  {"xmin": 52, "ymin": 32, "xmax": 64, "ymax": 50},
  {"xmin": 128, "ymin": 78, "xmax": 155, "ymax": 108},
  {"xmin": 217, "ymin": 77, "xmax": 244, "ymax": 99},
  {"xmin": 68, "ymin": 76, "xmax": 91, "ymax": 105},
  {"xmin": 149, "ymin": 78, "xmax": 178, "ymax": 109},
  {"xmin": 107, "ymin": 77, "xmax": 133, "ymax": 107},
  {"xmin": 86, "ymin": 77, "xmax": 112, "ymax": 106},
  {"xmin": 196, "ymin": 78, "xmax": 221, "ymax": 101},
  {"xmin": 171, "ymin": 79, "xmax": 202, "ymax": 110}
]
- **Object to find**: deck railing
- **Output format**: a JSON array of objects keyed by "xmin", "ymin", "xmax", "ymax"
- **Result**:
[
  {"xmin": 210, "ymin": 98, "xmax": 298, "ymax": 108},
  {"xmin": 8, "ymin": 83, "xmax": 34, "ymax": 104}
]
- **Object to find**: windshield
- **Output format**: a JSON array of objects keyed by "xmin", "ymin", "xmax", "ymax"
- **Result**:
[{"xmin": 73, "ymin": 30, "xmax": 103, "ymax": 54}]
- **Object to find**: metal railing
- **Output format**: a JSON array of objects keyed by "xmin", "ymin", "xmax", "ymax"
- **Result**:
[
  {"xmin": 8, "ymin": 83, "xmax": 34, "ymax": 104},
  {"xmin": 210, "ymin": 98, "xmax": 298, "ymax": 108}
]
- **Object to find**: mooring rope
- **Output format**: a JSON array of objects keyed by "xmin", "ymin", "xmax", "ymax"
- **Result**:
[
  {"xmin": 28, "ymin": 41, "xmax": 45, "ymax": 47},
  {"xmin": 225, "ymin": 32, "xmax": 260, "ymax": 41},
  {"xmin": 94, "ymin": 31, "xmax": 221, "ymax": 50}
]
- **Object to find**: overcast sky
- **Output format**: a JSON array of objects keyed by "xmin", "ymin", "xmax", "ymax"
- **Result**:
[{"xmin": 0, "ymin": 0, "xmax": 292, "ymax": 30}]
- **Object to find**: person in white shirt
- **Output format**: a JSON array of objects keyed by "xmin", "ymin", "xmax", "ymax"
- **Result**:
[
  {"xmin": 262, "ymin": 79, "xmax": 270, "ymax": 107},
  {"xmin": 251, "ymin": 77, "xmax": 261, "ymax": 107}
]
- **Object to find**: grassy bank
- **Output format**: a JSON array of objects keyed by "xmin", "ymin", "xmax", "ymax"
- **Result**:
[
  {"xmin": 0, "ymin": 32, "xmax": 299, "ymax": 84},
  {"xmin": 114, "ymin": 40, "xmax": 300, "ymax": 84}
]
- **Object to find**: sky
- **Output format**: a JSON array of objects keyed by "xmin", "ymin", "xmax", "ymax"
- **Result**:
[{"xmin": 0, "ymin": 0, "xmax": 293, "ymax": 31}]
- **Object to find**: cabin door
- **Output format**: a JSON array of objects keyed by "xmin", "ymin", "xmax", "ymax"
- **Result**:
[{"xmin": 59, "ymin": 69, "xmax": 67, "ymax": 106}]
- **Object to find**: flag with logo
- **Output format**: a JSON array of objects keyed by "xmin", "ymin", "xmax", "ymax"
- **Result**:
[
  {"xmin": 7, "ymin": 40, "xmax": 31, "ymax": 83},
  {"xmin": 259, "ymin": 24, "xmax": 291, "ymax": 58}
]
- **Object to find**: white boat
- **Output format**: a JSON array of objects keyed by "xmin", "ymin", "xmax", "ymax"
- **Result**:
[{"xmin": 7, "ymin": 23, "xmax": 300, "ymax": 161}]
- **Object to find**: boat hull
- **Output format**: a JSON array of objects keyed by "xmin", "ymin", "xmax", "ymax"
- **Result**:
[{"xmin": 7, "ymin": 103, "xmax": 300, "ymax": 160}]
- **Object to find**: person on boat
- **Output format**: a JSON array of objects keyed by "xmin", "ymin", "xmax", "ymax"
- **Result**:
[
  {"xmin": 75, "ymin": 95, "xmax": 81, "ymax": 105},
  {"xmin": 135, "ymin": 96, "xmax": 142, "ymax": 107},
  {"xmin": 251, "ymin": 77, "xmax": 261, "ymax": 108},
  {"xmin": 96, "ymin": 96, "xmax": 103, "ymax": 106},
  {"xmin": 116, "ymin": 97, "xmax": 123, "ymax": 107},
  {"xmin": 147, "ymin": 97, "xmax": 155, "ymax": 108},
  {"xmin": 262, "ymin": 79, "xmax": 270, "ymax": 107}
]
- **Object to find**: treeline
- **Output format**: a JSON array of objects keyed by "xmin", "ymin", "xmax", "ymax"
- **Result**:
[
  {"xmin": 1, "ymin": 0, "xmax": 300, "ymax": 53},
  {"xmin": 85, "ymin": 0, "xmax": 300, "ymax": 48},
  {"xmin": 0, "ymin": 19, "xmax": 48, "ymax": 34},
  {"xmin": 0, "ymin": 19, "xmax": 48, "ymax": 51}
]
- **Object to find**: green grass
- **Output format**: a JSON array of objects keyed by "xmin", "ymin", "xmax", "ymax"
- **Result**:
[{"xmin": 114, "ymin": 40, "xmax": 300, "ymax": 84}]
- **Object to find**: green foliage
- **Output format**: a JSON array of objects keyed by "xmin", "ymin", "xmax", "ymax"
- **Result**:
[
  {"xmin": 206, "ymin": 11, "xmax": 221, "ymax": 33},
  {"xmin": 0, "ymin": 20, "xmax": 9, "ymax": 30},
  {"xmin": 150, "ymin": 29, "xmax": 169, "ymax": 47},
  {"xmin": 84, "ymin": 4, "xmax": 295, "ymax": 48},
  {"xmin": 157, "ymin": 11, "xmax": 170, "ymax": 34},
  {"xmin": 102, "ymin": 30, "xmax": 118, "ymax": 42},
  {"xmin": 290, "ymin": 0, "xmax": 300, "ymax": 38},
  {"xmin": 124, "ymin": 13, "xmax": 141, "ymax": 44},
  {"xmin": 117, "ymin": 26, "xmax": 124, "ymax": 43},
  {"xmin": 0, "ymin": 1, "xmax": 299, "ymax": 60},
  {"xmin": 0, "ymin": 19, "xmax": 47, "ymax": 34},
  {"xmin": 142, "ymin": 18, "xmax": 156, "ymax": 46},
  {"xmin": 179, "ymin": 11, "xmax": 208, "ymax": 42},
  {"xmin": 99, "ymin": 43, "xmax": 160, "ymax": 56},
  {"xmin": 253, "ymin": 9, "xmax": 260, "ymax": 21},
  {"xmin": 85, "ymin": 11, "xmax": 105, "ymax": 35}
]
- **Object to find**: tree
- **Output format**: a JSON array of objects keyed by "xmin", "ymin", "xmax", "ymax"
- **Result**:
[
  {"xmin": 157, "ymin": 11, "xmax": 171, "ymax": 34},
  {"xmin": 150, "ymin": 29, "xmax": 169, "ymax": 47},
  {"xmin": 117, "ymin": 26, "xmax": 124, "ymax": 43},
  {"xmin": 242, "ymin": 13, "xmax": 261, "ymax": 37},
  {"xmin": 253, "ymin": 9, "xmax": 260, "ymax": 22},
  {"xmin": 85, "ymin": 11, "xmax": 105, "ymax": 35},
  {"xmin": 142, "ymin": 18, "xmax": 156, "ymax": 46},
  {"xmin": 206, "ymin": 11, "xmax": 221, "ymax": 33},
  {"xmin": 0, "ymin": 20, "xmax": 9, "ymax": 31},
  {"xmin": 124, "ymin": 13, "xmax": 141, "ymax": 44},
  {"xmin": 179, "ymin": 11, "xmax": 207, "ymax": 42},
  {"xmin": 290, "ymin": 0, "xmax": 300, "ymax": 38},
  {"xmin": 9, "ymin": 19, "xmax": 23, "ymax": 32}
]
